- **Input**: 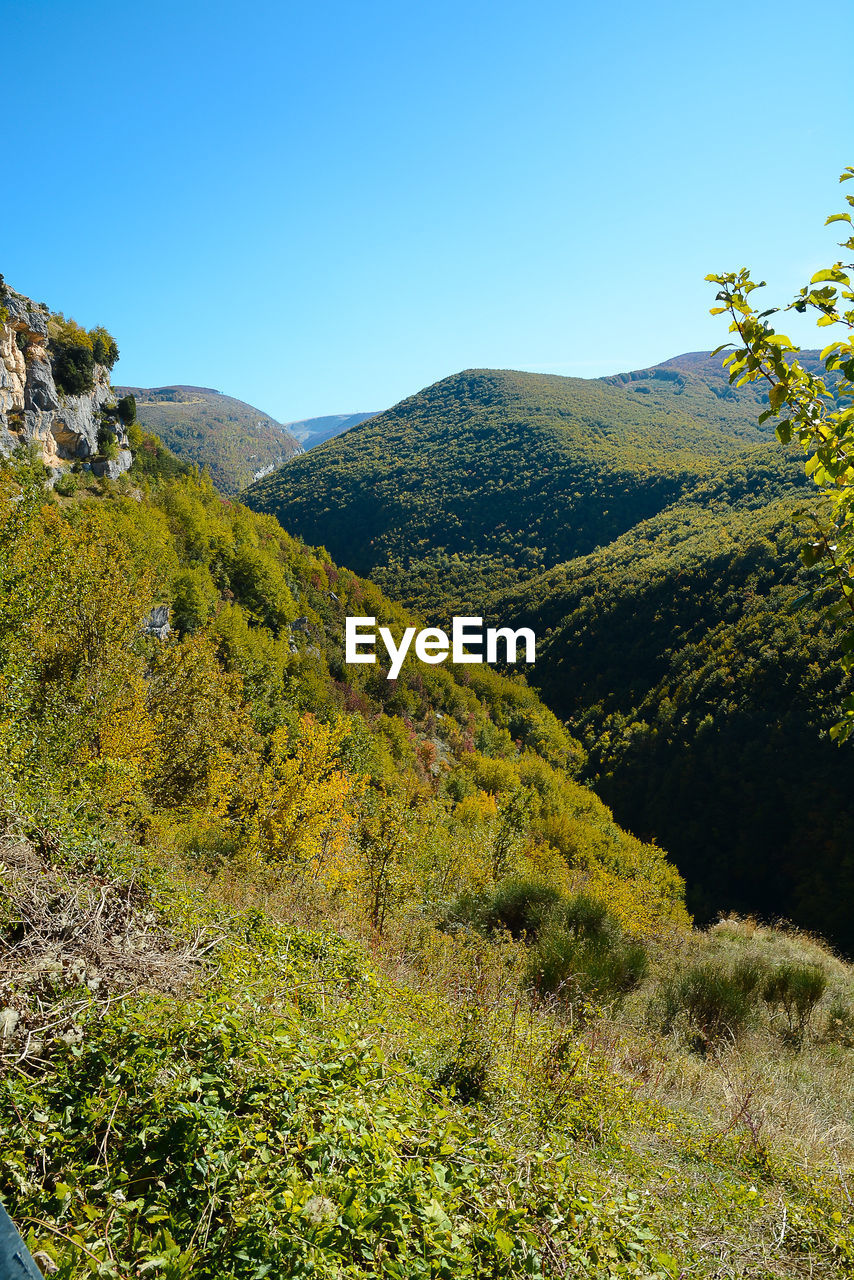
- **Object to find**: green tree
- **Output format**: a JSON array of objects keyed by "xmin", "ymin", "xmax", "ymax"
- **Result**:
[
  {"xmin": 117, "ymin": 392, "xmax": 137, "ymax": 425},
  {"xmin": 89, "ymin": 324, "xmax": 120, "ymax": 368},
  {"xmin": 707, "ymin": 166, "xmax": 854, "ymax": 738},
  {"xmin": 49, "ymin": 318, "xmax": 95, "ymax": 396}
]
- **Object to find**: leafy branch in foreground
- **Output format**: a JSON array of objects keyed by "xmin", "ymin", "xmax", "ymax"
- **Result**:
[{"xmin": 707, "ymin": 166, "xmax": 854, "ymax": 739}]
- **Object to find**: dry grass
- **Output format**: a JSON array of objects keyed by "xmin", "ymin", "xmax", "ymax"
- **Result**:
[
  {"xmin": 589, "ymin": 915, "xmax": 854, "ymax": 1180},
  {"xmin": 0, "ymin": 829, "xmax": 205, "ymax": 1074}
]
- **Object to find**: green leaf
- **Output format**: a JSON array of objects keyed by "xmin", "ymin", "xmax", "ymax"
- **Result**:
[
  {"xmin": 769, "ymin": 383, "xmax": 787, "ymax": 412},
  {"xmin": 811, "ymin": 268, "xmax": 850, "ymax": 284},
  {"xmin": 494, "ymin": 1227, "xmax": 514, "ymax": 1256}
]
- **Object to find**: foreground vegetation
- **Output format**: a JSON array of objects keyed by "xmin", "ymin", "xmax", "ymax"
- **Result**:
[{"xmin": 2, "ymin": 444, "xmax": 854, "ymax": 1276}]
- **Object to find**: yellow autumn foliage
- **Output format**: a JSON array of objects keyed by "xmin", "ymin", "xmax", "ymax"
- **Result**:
[{"xmin": 213, "ymin": 714, "xmax": 361, "ymax": 875}]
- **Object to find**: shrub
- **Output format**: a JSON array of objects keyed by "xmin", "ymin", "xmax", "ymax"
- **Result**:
[
  {"xmin": 49, "ymin": 318, "xmax": 119, "ymax": 393},
  {"xmin": 90, "ymin": 325, "xmax": 119, "ymax": 368},
  {"xmin": 660, "ymin": 958, "xmax": 763, "ymax": 1049},
  {"xmin": 50, "ymin": 325, "xmax": 95, "ymax": 395},
  {"xmin": 53, "ymin": 471, "xmax": 79, "ymax": 498},
  {"xmin": 117, "ymin": 393, "xmax": 137, "ymax": 426},
  {"xmin": 435, "ymin": 1007, "xmax": 492, "ymax": 1102},
  {"xmin": 823, "ymin": 994, "xmax": 854, "ymax": 1047},
  {"xmin": 762, "ymin": 963, "xmax": 828, "ymax": 1043},
  {"xmin": 559, "ymin": 893, "xmax": 617, "ymax": 945},
  {"xmin": 526, "ymin": 924, "xmax": 648, "ymax": 1006},
  {"xmin": 97, "ymin": 423, "xmax": 119, "ymax": 459},
  {"xmin": 441, "ymin": 877, "xmax": 563, "ymax": 940},
  {"xmin": 439, "ymin": 889, "xmax": 492, "ymax": 935},
  {"xmin": 484, "ymin": 877, "xmax": 562, "ymax": 939}
]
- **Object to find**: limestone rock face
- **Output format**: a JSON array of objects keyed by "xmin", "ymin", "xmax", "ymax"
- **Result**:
[
  {"xmin": 0, "ymin": 282, "xmax": 133, "ymax": 478},
  {"xmin": 142, "ymin": 605, "xmax": 171, "ymax": 640}
]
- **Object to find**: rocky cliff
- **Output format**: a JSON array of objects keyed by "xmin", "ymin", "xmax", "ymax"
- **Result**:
[{"xmin": 0, "ymin": 279, "xmax": 132, "ymax": 479}]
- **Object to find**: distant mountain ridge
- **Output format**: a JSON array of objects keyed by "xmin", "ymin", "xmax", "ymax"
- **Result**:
[
  {"xmin": 244, "ymin": 355, "xmax": 805, "ymax": 614},
  {"xmin": 116, "ymin": 384, "xmax": 302, "ymax": 494},
  {"xmin": 284, "ymin": 411, "xmax": 379, "ymax": 449}
]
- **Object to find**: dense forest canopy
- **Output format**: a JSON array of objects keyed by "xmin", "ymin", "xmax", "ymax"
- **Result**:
[
  {"xmin": 491, "ymin": 446, "xmax": 854, "ymax": 945},
  {"xmin": 244, "ymin": 359, "xmax": 811, "ymax": 615}
]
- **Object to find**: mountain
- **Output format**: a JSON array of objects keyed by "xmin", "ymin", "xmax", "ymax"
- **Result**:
[
  {"xmin": 116, "ymin": 384, "xmax": 302, "ymax": 493},
  {"xmin": 284, "ymin": 410, "xmax": 379, "ymax": 448},
  {"xmin": 491, "ymin": 444, "xmax": 854, "ymax": 946},
  {"xmin": 244, "ymin": 359, "xmax": 789, "ymax": 614},
  {"xmin": 245, "ymin": 351, "xmax": 854, "ymax": 949}
]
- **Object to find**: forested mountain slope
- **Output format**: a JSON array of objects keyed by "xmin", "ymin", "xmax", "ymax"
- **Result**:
[
  {"xmin": 493, "ymin": 447, "xmax": 854, "ymax": 947},
  {"xmin": 116, "ymin": 384, "xmax": 302, "ymax": 493},
  {"xmin": 244, "ymin": 360, "xmax": 796, "ymax": 613}
]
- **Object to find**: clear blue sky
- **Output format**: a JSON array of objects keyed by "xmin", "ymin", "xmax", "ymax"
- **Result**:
[{"xmin": 4, "ymin": 0, "xmax": 850, "ymax": 421}]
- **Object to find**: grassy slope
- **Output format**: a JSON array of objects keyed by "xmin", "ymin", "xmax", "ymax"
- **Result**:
[
  {"xmin": 3, "ymin": 775, "xmax": 854, "ymax": 1278},
  {"xmin": 117, "ymin": 385, "xmax": 302, "ymax": 494}
]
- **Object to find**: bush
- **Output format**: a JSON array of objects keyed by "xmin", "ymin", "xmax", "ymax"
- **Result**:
[
  {"xmin": 660, "ymin": 958, "xmax": 764, "ymax": 1049},
  {"xmin": 762, "ymin": 963, "xmax": 827, "ymax": 1042},
  {"xmin": 441, "ymin": 877, "xmax": 563, "ymax": 940},
  {"xmin": 484, "ymin": 877, "xmax": 562, "ymax": 939},
  {"xmin": 526, "ymin": 923, "xmax": 648, "ymax": 1006},
  {"xmin": 435, "ymin": 1006, "xmax": 492, "ymax": 1102},
  {"xmin": 440, "ymin": 889, "xmax": 492, "ymax": 935},
  {"xmin": 117, "ymin": 393, "xmax": 137, "ymax": 426},
  {"xmin": 53, "ymin": 471, "xmax": 79, "ymax": 497},
  {"xmin": 50, "ymin": 326, "xmax": 94, "ymax": 395},
  {"xmin": 49, "ymin": 318, "xmax": 119, "ymax": 393},
  {"xmin": 823, "ymin": 994, "xmax": 854, "ymax": 1047},
  {"xmin": 97, "ymin": 423, "xmax": 119, "ymax": 459},
  {"xmin": 90, "ymin": 325, "xmax": 119, "ymax": 368},
  {"xmin": 559, "ymin": 893, "xmax": 617, "ymax": 945}
]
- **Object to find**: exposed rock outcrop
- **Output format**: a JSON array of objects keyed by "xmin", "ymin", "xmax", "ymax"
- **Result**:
[
  {"xmin": 143, "ymin": 605, "xmax": 171, "ymax": 640},
  {"xmin": 0, "ymin": 280, "xmax": 132, "ymax": 478}
]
